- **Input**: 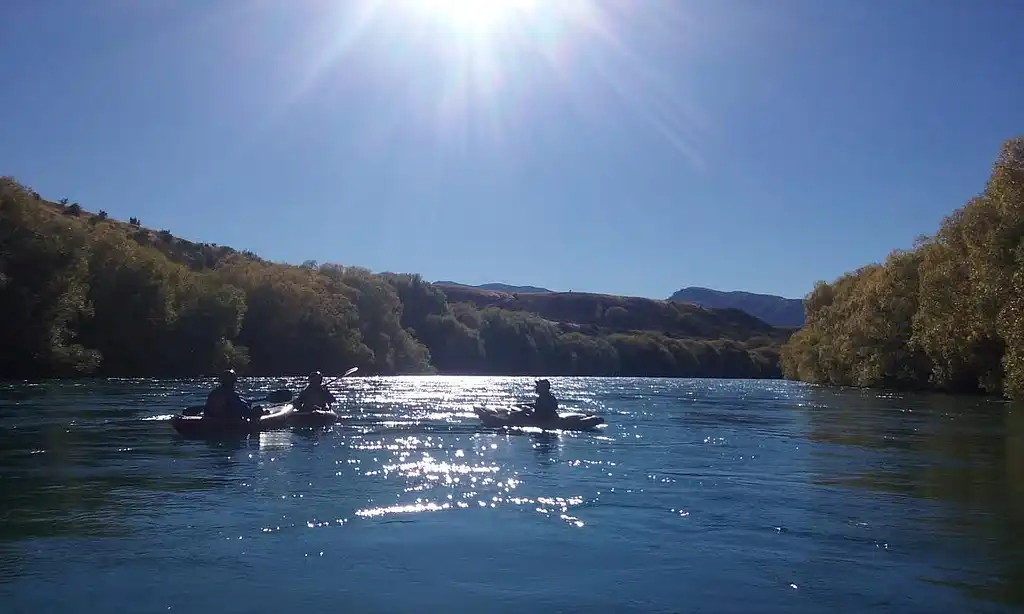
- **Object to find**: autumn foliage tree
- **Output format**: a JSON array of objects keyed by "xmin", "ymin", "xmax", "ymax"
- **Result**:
[
  {"xmin": 0, "ymin": 176, "xmax": 783, "ymax": 379},
  {"xmin": 782, "ymin": 136, "xmax": 1024, "ymax": 398}
]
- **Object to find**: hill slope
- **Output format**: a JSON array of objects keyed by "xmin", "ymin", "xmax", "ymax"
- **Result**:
[
  {"xmin": 435, "ymin": 281, "xmax": 553, "ymax": 294},
  {"xmin": 439, "ymin": 284, "xmax": 785, "ymax": 343},
  {"xmin": 1, "ymin": 177, "xmax": 788, "ymax": 379},
  {"xmin": 669, "ymin": 287, "xmax": 805, "ymax": 327}
]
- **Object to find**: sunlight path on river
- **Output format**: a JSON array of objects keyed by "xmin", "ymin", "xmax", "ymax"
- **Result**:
[{"xmin": 1, "ymin": 377, "xmax": 1021, "ymax": 613}]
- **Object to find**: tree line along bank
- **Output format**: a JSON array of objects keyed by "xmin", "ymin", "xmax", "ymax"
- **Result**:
[{"xmin": 0, "ymin": 177, "xmax": 786, "ymax": 380}]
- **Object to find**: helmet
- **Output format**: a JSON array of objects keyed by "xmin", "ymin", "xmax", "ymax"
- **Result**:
[
  {"xmin": 309, "ymin": 371, "xmax": 323, "ymax": 385},
  {"xmin": 219, "ymin": 369, "xmax": 238, "ymax": 386},
  {"xmin": 535, "ymin": 379, "xmax": 551, "ymax": 391}
]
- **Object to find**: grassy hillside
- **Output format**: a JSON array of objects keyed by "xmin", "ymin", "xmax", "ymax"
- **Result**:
[
  {"xmin": 438, "ymin": 284, "xmax": 787, "ymax": 343},
  {"xmin": 434, "ymin": 281, "xmax": 553, "ymax": 294},
  {"xmin": 1, "ymin": 177, "xmax": 788, "ymax": 379},
  {"xmin": 669, "ymin": 287, "xmax": 805, "ymax": 327},
  {"xmin": 781, "ymin": 135, "xmax": 1024, "ymax": 399}
]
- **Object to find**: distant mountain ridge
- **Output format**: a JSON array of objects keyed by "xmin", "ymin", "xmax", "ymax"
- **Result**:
[
  {"xmin": 434, "ymin": 281, "xmax": 553, "ymax": 294},
  {"xmin": 435, "ymin": 280, "xmax": 804, "ymax": 327},
  {"xmin": 668, "ymin": 287, "xmax": 804, "ymax": 327}
]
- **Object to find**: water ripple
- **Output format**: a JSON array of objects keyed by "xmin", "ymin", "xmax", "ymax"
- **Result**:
[{"xmin": 0, "ymin": 377, "xmax": 1022, "ymax": 612}]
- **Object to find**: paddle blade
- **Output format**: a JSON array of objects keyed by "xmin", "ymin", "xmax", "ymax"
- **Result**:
[
  {"xmin": 265, "ymin": 389, "xmax": 293, "ymax": 403},
  {"xmin": 183, "ymin": 405, "xmax": 205, "ymax": 417}
]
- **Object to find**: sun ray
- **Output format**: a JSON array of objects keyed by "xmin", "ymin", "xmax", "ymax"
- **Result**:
[
  {"xmin": 406, "ymin": 0, "xmax": 539, "ymax": 36},
  {"xmin": 244, "ymin": 0, "xmax": 718, "ymax": 169}
]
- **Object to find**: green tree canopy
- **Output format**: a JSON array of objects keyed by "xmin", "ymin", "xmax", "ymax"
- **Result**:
[
  {"xmin": 782, "ymin": 136, "xmax": 1024, "ymax": 398},
  {"xmin": 0, "ymin": 176, "xmax": 784, "ymax": 380}
]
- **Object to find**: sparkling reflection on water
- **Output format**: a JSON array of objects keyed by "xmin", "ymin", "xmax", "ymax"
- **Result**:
[{"xmin": 0, "ymin": 376, "xmax": 1022, "ymax": 613}]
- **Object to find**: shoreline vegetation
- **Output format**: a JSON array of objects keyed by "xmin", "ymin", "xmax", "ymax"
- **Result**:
[
  {"xmin": 781, "ymin": 136, "xmax": 1024, "ymax": 400},
  {"xmin": 1, "ymin": 177, "xmax": 789, "ymax": 380}
]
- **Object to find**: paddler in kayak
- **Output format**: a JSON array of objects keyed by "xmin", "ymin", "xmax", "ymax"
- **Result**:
[
  {"xmin": 204, "ymin": 369, "xmax": 259, "ymax": 423},
  {"xmin": 523, "ymin": 379, "xmax": 559, "ymax": 421},
  {"xmin": 294, "ymin": 371, "xmax": 337, "ymax": 413}
]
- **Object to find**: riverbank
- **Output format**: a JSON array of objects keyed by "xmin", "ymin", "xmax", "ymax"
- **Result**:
[
  {"xmin": 1, "ymin": 177, "xmax": 788, "ymax": 380},
  {"xmin": 781, "ymin": 135, "xmax": 1024, "ymax": 400}
]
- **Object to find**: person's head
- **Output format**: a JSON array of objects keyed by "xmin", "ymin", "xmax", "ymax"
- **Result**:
[
  {"xmin": 219, "ymin": 369, "xmax": 238, "ymax": 388},
  {"xmin": 308, "ymin": 371, "xmax": 323, "ymax": 386},
  {"xmin": 535, "ymin": 379, "xmax": 551, "ymax": 394}
]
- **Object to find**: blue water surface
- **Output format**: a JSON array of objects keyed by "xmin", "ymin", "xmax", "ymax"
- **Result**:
[{"xmin": 1, "ymin": 377, "xmax": 1022, "ymax": 613}]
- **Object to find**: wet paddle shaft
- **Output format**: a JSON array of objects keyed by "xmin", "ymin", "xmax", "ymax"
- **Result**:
[{"xmin": 324, "ymin": 366, "xmax": 358, "ymax": 386}]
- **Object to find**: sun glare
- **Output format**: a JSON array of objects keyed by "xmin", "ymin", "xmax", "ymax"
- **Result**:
[
  {"xmin": 407, "ymin": 0, "xmax": 537, "ymax": 34},
  {"xmin": 270, "ymin": 0, "xmax": 709, "ymax": 168}
]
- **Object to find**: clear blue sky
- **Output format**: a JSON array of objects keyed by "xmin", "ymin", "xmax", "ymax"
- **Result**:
[{"xmin": 2, "ymin": 0, "xmax": 1022, "ymax": 300}]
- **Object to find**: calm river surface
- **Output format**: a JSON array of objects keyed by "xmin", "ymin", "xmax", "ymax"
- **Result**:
[{"xmin": 1, "ymin": 377, "xmax": 1022, "ymax": 613}]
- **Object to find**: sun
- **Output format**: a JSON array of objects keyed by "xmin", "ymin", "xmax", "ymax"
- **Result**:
[{"xmin": 406, "ymin": 0, "xmax": 537, "ymax": 35}]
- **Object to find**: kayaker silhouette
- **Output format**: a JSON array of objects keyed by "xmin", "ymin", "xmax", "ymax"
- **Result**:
[
  {"xmin": 203, "ymin": 369, "xmax": 258, "ymax": 423},
  {"xmin": 527, "ymin": 379, "xmax": 559, "ymax": 421},
  {"xmin": 295, "ymin": 371, "xmax": 336, "ymax": 413}
]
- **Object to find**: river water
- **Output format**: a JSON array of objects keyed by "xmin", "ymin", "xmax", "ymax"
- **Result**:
[{"xmin": 1, "ymin": 377, "xmax": 1022, "ymax": 613}]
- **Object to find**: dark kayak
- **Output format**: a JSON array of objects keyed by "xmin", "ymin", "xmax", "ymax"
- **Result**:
[
  {"xmin": 288, "ymin": 407, "xmax": 339, "ymax": 428},
  {"xmin": 170, "ymin": 403, "xmax": 295, "ymax": 439},
  {"xmin": 473, "ymin": 406, "xmax": 606, "ymax": 431}
]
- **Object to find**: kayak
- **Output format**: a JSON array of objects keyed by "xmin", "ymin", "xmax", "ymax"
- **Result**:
[
  {"xmin": 288, "ymin": 407, "xmax": 339, "ymax": 428},
  {"xmin": 170, "ymin": 403, "xmax": 295, "ymax": 439},
  {"xmin": 473, "ymin": 406, "xmax": 606, "ymax": 431}
]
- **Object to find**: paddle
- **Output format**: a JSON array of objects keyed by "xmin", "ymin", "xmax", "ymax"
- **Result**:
[
  {"xmin": 182, "ymin": 388, "xmax": 294, "ymax": 417},
  {"xmin": 264, "ymin": 389, "xmax": 294, "ymax": 404},
  {"xmin": 323, "ymin": 366, "xmax": 358, "ymax": 386}
]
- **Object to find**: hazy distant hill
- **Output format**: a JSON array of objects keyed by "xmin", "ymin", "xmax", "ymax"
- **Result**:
[
  {"xmin": 434, "ymin": 281, "xmax": 553, "ymax": 294},
  {"xmin": 668, "ymin": 287, "xmax": 804, "ymax": 327},
  {"xmin": 437, "ymin": 281, "xmax": 805, "ymax": 327}
]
